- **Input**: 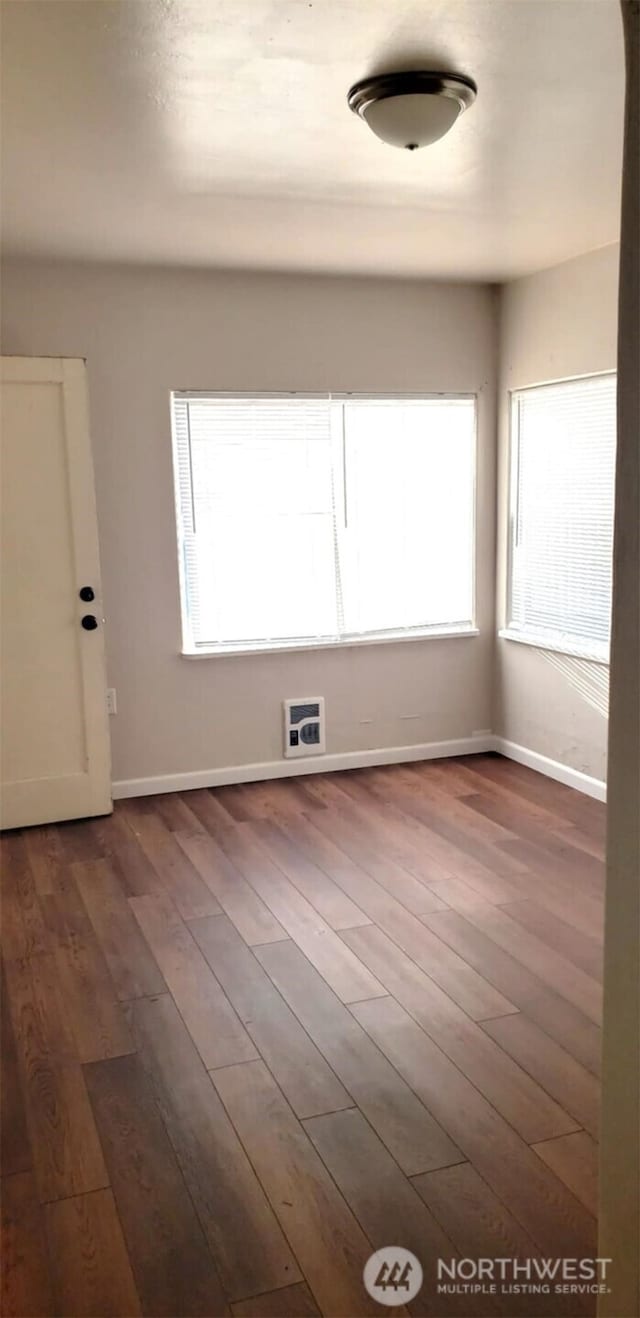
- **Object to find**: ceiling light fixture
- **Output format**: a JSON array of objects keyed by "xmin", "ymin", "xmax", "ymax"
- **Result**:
[{"xmin": 347, "ymin": 70, "xmax": 477, "ymax": 150}]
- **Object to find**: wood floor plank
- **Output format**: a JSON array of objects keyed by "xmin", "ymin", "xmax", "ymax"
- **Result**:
[
  {"xmin": 209, "ymin": 785, "xmax": 256, "ymax": 821},
  {"xmin": 297, "ymin": 773, "xmax": 365, "ymax": 810},
  {"xmin": 445, "ymin": 757, "xmax": 580, "ymax": 828},
  {"xmin": 524, "ymin": 875, "xmax": 604, "ymax": 943},
  {"xmin": 190, "ymin": 915, "xmax": 352, "ymax": 1118},
  {"xmin": 320, "ymin": 767, "xmax": 388, "ymax": 805},
  {"xmin": 1, "ymin": 962, "xmax": 32, "ymax": 1176},
  {"xmin": 256, "ymin": 938, "xmax": 462, "ymax": 1175},
  {"xmin": 129, "ymin": 894, "xmax": 258, "ymax": 1069},
  {"xmin": 470, "ymin": 756, "xmax": 607, "ymax": 837},
  {"xmin": 455, "ymin": 762, "xmax": 607, "ymax": 872},
  {"xmin": 175, "ymin": 825, "xmax": 287, "ymax": 946},
  {"xmin": 412, "ymin": 1161, "xmax": 536, "ymax": 1259},
  {"xmin": 182, "ymin": 788, "xmax": 241, "ymax": 836},
  {"xmin": 45, "ymin": 1188, "xmax": 141, "ymax": 1318},
  {"xmin": 247, "ymin": 819, "xmax": 371, "ymax": 930},
  {"xmin": 280, "ymin": 809, "xmax": 445, "ymax": 927},
  {"xmin": 500, "ymin": 898, "xmax": 603, "ymax": 980},
  {"xmin": 525, "ymin": 991, "xmax": 602, "ymax": 1076},
  {"xmin": 342, "ymin": 924, "xmax": 579, "ymax": 1142},
  {"xmin": 90, "ymin": 812, "xmax": 169, "ymax": 898},
  {"xmin": 396, "ymin": 765, "xmax": 524, "ymax": 849},
  {"xmin": 55, "ymin": 819, "xmax": 103, "ymax": 864},
  {"xmin": 230, "ymin": 780, "xmax": 316, "ymax": 820},
  {"xmin": 215, "ymin": 826, "xmax": 385, "ymax": 1003},
  {"xmin": 461, "ymin": 788, "xmax": 578, "ymax": 847},
  {"xmin": 153, "ymin": 792, "xmax": 208, "ymax": 834},
  {"xmin": 122, "ymin": 805, "xmax": 223, "ymax": 919},
  {"xmin": 533, "ymin": 1131, "xmax": 599, "ymax": 1216},
  {"xmin": 231, "ymin": 1283, "xmax": 320, "ymax": 1317},
  {"xmin": 306, "ymin": 800, "xmax": 451, "ymax": 916},
  {"xmin": 500, "ymin": 831, "xmax": 604, "ymax": 901},
  {"xmin": 362, "ymin": 770, "xmax": 527, "ymax": 902},
  {"xmin": 466, "ymin": 792, "xmax": 607, "ymax": 891},
  {"xmin": 22, "ymin": 825, "xmax": 65, "ymax": 896},
  {"xmin": 425, "ymin": 877, "xmax": 489, "ymax": 915},
  {"xmin": 282, "ymin": 808, "xmax": 515, "ymax": 1025},
  {"xmin": 71, "ymin": 858, "xmax": 167, "ymax": 1001},
  {"xmin": 497, "ymin": 856, "xmax": 605, "ymax": 940},
  {"xmin": 1, "ymin": 1172, "xmax": 54, "ymax": 1318},
  {"xmin": 419, "ymin": 909, "xmax": 546, "ymax": 1016},
  {"xmin": 289, "ymin": 812, "xmax": 515, "ymax": 1021},
  {"xmin": 371, "ymin": 901, "xmax": 515, "ymax": 1022},
  {"xmin": 304, "ymin": 1107, "xmax": 458, "ymax": 1315},
  {"xmin": 309, "ymin": 773, "xmax": 458, "ymax": 892},
  {"xmin": 275, "ymin": 778, "xmax": 334, "ymax": 814},
  {"xmin": 439, "ymin": 759, "xmax": 607, "ymax": 869},
  {"xmin": 42, "ymin": 879, "xmax": 135, "ymax": 1063},
  {"xmin": 0, "ymin": 833, "xmax": 49, "ymax": 960},
  {"xmin": 482, "ymin": 1012, "xmax": 600, "ymax": 1138},
  {"xmin": 1, "ymin": 759, "xmax": 604, "ymax": 1318},
  {"xmin": 352, "ymin": 995, "xmax": 597, "ymax": 1257},
  {"xmin": 410, "ymin": 759, "xmax": 490, "ymax": 799},
  {"xmin": 374, "ymin": 766, "xmax": 530, "ymax": 881},
  {"xmin": 4, "ymin": 954, "xmax": 109, "ymax": 1202},
  {"xmin": 211, "ymin": 1059, "xmax": 379, "ymax": 1318},
  {"xmin": 84, "ymin": 1053, "xmax": 229, "ymax": 1316},
  {"xmin": 554, "ymin": 823, "xmax": 606, "ymax": 864},
  {"xmin": 423, "ymin": 907, "xmax": 602, "ymax": 1070},
  {"xmin": 230, "ymin": 779, "xmax": 325, "ymax": 821},
  {"xmin": 410, "ymin": 1165, "xmax": 588, "ymax": 1318},
  {"xmin": 128, "ymin": 991, "xmax": 303, "ymax": 1301},
  {"xmin": 500, "ymin": 827, "xmax": 605, "ymax": 895},
  {"xmin": 455, "ymin": 904, "xmax": 602, "ymax": 1024}
]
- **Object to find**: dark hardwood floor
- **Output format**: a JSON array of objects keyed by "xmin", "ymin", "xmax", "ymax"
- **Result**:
[{"xmin": 1, "ymin": 755, "xmax": 605, "ymax": 1317}]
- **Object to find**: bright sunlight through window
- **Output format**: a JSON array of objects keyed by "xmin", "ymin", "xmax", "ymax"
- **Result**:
[
  {"xmin": 504, "ymin": 372, "xmax": 616, "ymax": 662},
  {"xmin": 172, "ymin": 394, "xmax": 476, "ymax": 654}
]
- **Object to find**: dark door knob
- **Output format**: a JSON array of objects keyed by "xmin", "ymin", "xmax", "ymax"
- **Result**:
[
  {"xmin": 81, "ymin": 615, "xmax": 98, "ymax": 631},
  {"xmin": 79, "ymin": 586, "xmax": 95, "ymax": 602}
]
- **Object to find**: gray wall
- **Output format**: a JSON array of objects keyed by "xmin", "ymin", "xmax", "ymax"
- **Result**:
[
  {"xmin": 494, "ymin": 244, "xmax": 619, "ymax": 782},
  {"xmin": 1, "ymin": 260, "xmax": 497, "ymax": 787}
]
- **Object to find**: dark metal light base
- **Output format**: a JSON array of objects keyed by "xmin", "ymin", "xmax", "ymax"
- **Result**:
[{"xmin": 347, "ymin": 70, "xmax": 477, "ymax": 119}]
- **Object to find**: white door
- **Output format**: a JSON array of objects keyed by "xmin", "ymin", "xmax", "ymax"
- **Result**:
[{"xmin": 1, "ymin": 357, "xmax": 112, "ymax": 828}]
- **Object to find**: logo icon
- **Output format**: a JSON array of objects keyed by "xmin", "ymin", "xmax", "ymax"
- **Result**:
[{"xmin": 363, "ymin": 1247, "xmax": 423, "ymax": 1306}]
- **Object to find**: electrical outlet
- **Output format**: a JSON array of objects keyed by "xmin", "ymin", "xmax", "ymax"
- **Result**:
[{"xmin": 106, "ymin": 688, "xmax": 117, "ymax": 715}]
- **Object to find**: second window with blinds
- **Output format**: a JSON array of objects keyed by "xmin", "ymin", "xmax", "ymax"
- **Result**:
[
  {"xmin": 503, "ymin": 371, "xmax": 616, "ymax": 662},
  {"xmin": 172, "ymin": 394, "xmax": 477, "ymax": 654}
]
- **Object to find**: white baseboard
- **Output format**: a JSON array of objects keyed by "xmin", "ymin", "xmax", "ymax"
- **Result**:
[
  {"xmin": 112, "ymin": 732, "xmax": 607, "ymax": 803},
  {"xmin": 491, "ymin": 736, "xmax": 607, "ymax": 802},
  {"xmin": 111, "ymin": 735, "xmax": 494, "ymax": 800}
]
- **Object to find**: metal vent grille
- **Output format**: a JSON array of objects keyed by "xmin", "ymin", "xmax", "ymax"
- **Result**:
[{"xmin": 283, "ymin": 697, "xmax": 325, "ymax": 759}]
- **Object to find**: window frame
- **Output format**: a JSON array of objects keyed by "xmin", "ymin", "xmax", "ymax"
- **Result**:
[
  {"xmin": 500, "ymin": 370, "xmax": 616, "ymax": 666},
  {"xmin": 171, "ymin": 390, "xmax": 479, "ymax": 658}
]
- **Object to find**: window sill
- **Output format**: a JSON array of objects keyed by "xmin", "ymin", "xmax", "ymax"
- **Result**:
[
  {"xmin": 498, "ymin": 628, "xmax": 609, "ymax": 666},
  {"xmin": 181, "ymin": 625, "xmax": 479, "ymax": 659}
]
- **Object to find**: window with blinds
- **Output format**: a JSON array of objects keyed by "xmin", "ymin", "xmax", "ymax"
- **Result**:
[
  {"xmin": 171, "ymin": 393, "xmax": 476, "ymax": 653},
  {"xmin": 505, "ymin": 373, "xmax": 616, "ymax": 661}
]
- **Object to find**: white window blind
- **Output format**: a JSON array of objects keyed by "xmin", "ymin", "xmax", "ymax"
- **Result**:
[
  {"xmin": 507, "ymin": 373, "xmax": 616, "ymax": 661},
  {"xmin": 171, "ymin": 394, "xmax": 476, "ymax": 653}
]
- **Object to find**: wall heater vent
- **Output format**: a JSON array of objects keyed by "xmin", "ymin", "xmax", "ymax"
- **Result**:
[{"xmin": 283, "ymin": 697, "xmax": 326, "ymax": 759}]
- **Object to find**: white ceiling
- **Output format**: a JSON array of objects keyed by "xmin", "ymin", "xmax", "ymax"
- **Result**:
[{"xmin": 0, "ymin": 0, "xmax": 624, "ymax": 280}]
